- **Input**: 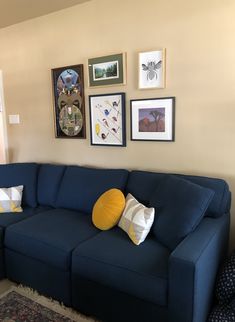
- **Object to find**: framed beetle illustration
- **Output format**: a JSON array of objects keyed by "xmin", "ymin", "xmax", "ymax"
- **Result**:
[
  {"xmin": 138, "ymin": 49, "xmax": 166, "ymax": 89},
  {"xmin": 52, "ymin": 64, "xmax": 86, "ymax": 138}
]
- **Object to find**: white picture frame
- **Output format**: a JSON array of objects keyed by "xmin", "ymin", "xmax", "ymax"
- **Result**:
[{"xmin": 131, "ymin": 97, "xmax": 175, "ymax": 141}]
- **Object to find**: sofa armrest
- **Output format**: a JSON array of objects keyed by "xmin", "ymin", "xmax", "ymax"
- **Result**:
[{"xmin": 169, "ymin": 213, "xmax": 230, "ymax": 322}]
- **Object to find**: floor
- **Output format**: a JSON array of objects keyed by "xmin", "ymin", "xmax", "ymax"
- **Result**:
[{"xmin": 0, "ymin": 279, "xmax": 15, "ymax": 295}]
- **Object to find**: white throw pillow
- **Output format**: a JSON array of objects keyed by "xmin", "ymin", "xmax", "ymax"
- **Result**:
[
  {"xmin": 118, "ymin": 193, "xmax": 155, "ymax": 245},
  {"xmin": 0, "ymin": 185, "xmax": 23, "ymax": 213}
]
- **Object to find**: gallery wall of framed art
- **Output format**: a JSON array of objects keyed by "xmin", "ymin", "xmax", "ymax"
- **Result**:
[{"xmin": 51, "ymin": 48, "xmax": 175, "ymax": 146}]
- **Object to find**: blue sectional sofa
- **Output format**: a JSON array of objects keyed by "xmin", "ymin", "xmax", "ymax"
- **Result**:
[{"xmin": 0, "ymin": 162, "xmax": 231, "ymax": 322}]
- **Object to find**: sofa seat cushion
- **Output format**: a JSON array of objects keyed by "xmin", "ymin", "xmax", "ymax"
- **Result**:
[
  {"xmin": 5, "ymin": 209, "xmax": 99, "ymax": 271},
  {"xmin": 72, "ymin": 227, "xmax": 170, "ymax": 306},
  {"xmin": 0, "ymin": 206, "xmax": 51, "ymax": 228},
  {"xmin": 56, "ymin": 166, "xmax": 129, "ymax": 214}
]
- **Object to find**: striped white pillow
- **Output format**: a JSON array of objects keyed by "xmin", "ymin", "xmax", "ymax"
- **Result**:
[
  {"xmin": 118, "ymin": 193, "xmax": 155, "ymax": 245},
  {"xmin": 0, "ymin": 185, "xmax": 23, "ymax": 213}
]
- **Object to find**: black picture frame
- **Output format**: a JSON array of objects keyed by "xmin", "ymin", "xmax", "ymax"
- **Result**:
[
  {"xmin": 89, "ymin": 92, "xmax": 126, "ymax": 147},
  {"xmin": 51, "ymin": 64, "xmax": 86, "ymax": 139},
  {"xmin": 130, "ymin": 96, "xmax": 175, "ymax": 141}
]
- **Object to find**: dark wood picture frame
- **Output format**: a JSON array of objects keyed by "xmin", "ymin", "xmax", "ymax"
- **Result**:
[{"xmin": 52, "ymin": 64, "xmax": 86, "ymax": 139}]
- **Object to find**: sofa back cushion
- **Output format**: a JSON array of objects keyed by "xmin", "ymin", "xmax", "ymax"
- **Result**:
[
  {"xmin": 149, "ymin": 175, "xmax": 214, "ymax": 250},
  {"xmin": 37, "ymin": 164, "xmax": 66, "ymax": 207},
  {"xmin": 56, "ymin": 166, "xmax": 129, "ymax": 214},
  {"xmin": 126, "ymin": 170, "xmax": 231, "ymax": 218},
  {"xmin": 0, "ymin": 163, "xmax": 38, "ymax": 207}
]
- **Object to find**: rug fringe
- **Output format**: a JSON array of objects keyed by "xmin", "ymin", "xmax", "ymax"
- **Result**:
[{"xmin": 6, "ymin": 284, "xmax": 98, "ymax": 322}]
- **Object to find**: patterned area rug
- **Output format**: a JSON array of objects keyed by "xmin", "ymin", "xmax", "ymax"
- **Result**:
[{"xmin": 0, "ymin": 286, "xmax": 97, "ymax": 322}]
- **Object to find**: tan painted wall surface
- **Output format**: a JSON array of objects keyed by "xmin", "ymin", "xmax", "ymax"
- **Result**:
[{"xmin": 0, "ymin": 0, "xmax": 235, "ymax": 244}]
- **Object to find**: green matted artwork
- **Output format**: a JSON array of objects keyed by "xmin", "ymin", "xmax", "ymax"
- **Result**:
[
  {"xmin": 51, "ymin": 64, "xmax": 86, "ymax": 139},
  {"xmin": 88, "ymin": 53, "xmax": 126, "ymax": 87}
]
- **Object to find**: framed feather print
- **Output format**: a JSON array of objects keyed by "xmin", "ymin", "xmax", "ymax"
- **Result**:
[{"xmin": 138, "ymin": 49, "xmax": 166, "ymax": 89}]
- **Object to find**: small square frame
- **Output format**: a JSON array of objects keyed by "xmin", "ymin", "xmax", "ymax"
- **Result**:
[{"xmin": 131, "ymin": 97, "xmax": 175, "ymax": 141}]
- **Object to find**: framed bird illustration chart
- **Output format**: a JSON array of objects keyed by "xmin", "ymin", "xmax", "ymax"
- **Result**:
[
  {"xmin": 89, "ymin": 93, "xmax": 126, "ymax": 146},
  {"xmin": 52, "ymin": 64, "xmax": 86, "ymax": 138},
  {"xmin": 138, "ymin": 49, "xmax": 166, "ymax": 89}
]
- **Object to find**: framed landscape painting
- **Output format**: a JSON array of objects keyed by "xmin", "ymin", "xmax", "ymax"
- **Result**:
[
  {"xmin": 88, "ymin": 53, "xmax": 126, "ymax": 87},
  {"xmin": 131, "ymin": 97, "xmax": 175, "ymax": 141},
  {"xmin": 52, "ymin": 64, "xmax": 86, "ymax": 138},
  {"xmin": 138, "ymin": 49, "xmax": 166, "ymax": 89},
  {"xmin": 89, "ymin": 93, "xmax": 126, "ymax": 146}
]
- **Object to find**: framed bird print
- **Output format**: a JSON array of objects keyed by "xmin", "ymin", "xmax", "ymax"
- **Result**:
[
  {"xmin": 89, "ymin": 93, "xmax": 126, "ymax": 146},
  {"xmin": 138, "ymin": 49, "xmax": 166, "ymax": 89}
]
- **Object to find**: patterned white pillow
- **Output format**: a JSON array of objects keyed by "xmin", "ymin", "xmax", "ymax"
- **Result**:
[
  {"xmin": 118, "ymin": 193, "xmax": 155, "ymax": 245},
  {"xmin": 0, "ymin": 185, "xmax": 24, "ymax": 213}
]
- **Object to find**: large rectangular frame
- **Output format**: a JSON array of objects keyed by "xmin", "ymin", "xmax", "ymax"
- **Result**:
[
  {"xmin": 88, "ymin": 53, "xmax": 126, "ymax": 87},
  {"xmin": 51, "ymin": 64, "xmax": 86, "ymax": 139},
  {"xmin": 131, "ymin": 97, "xmax": 175, "ymax": 141},
  {"xmin": 89, "ymin": 93, "xmax": 126, "ymax": 146}
]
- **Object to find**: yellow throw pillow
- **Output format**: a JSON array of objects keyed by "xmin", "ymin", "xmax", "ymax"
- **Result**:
[{"xmin": 92, "ymin": 189, "xmax": 125, "ymax": 230}]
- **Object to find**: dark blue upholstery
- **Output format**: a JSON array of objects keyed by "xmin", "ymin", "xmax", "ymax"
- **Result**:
[
  {"xmin": 0, "ymin": 163, "xmax": 38, "ymax": 207},
  {"xmin": 72, "ymin": 276, "xmax": 168, "ymax": 322},
  {"xmin": 5, "ymin": 249, "xmax": 71, "ymax": 305},
  {"xmin": 127, "ymin": 170, "xmax": 231, "ymax": 218},
  {"xmin": 72, "ymin": 227, "xmax": 170, "ymax": 306},
  {"xmin": 0, "ymin": 163, "xmax": 230, "ymax": 322},
  {"xmin": 56, "ymin": 166, "xmax": 129, "ymax": 213},
  {"xmin": 37, "ymin": 164, "xmax": 66, "ymax": 207},
  {"xmin": 169, "ymin": 214, "xmax": 229, "ymax": 322},
  {"xmin": 178, "ymin": 174, "xmax": 231, "ymax": 218},
  {"xmin": 150, "ymin": 175, "xmax": 214, "ymax": 250},
  {"xmin": 0, "ymin": 206, "xmax": 51, "ymax": 229},
  {"xmin": 5, "ymin": 209, "xmax": 99, "ymax": 270},
  {"xmin": 0, "ymin": 227, "xmax": 4, "ymax": 279},
  {"xmin": 126, "ymin": 170, "xmax": 165, "ymax": 205}
]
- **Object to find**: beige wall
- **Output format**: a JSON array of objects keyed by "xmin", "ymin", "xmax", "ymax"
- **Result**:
[{"xmin": 0, "ymin": 0, "xmax": 235, "ymax": 243}]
